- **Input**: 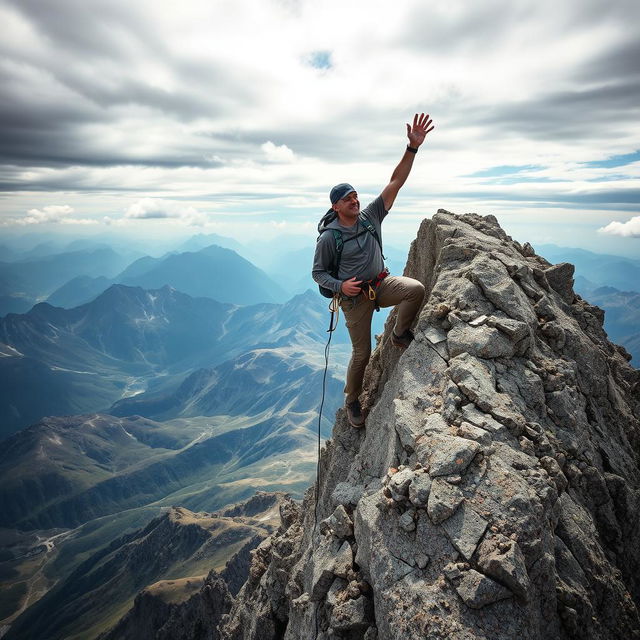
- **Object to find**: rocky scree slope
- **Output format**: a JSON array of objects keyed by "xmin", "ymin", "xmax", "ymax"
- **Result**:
[{"xmin": 219, "ymin": 211, "xmax": 640, "ymax": 640}]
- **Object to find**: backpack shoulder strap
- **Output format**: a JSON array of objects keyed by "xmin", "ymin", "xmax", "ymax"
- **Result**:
[
  {"xmin": 331, "ymin": 229, "xmax": 344, "ymax": 277},
  {"xmin": 359, "ymin": 215, "xmax": 385, "ymax": 259}
]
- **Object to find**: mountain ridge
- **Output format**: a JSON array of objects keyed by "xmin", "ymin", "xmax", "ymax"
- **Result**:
[
  {"xmin": 0, "ymin": 285, "xmax": 347, "ymax": 437},
  {"xmin": 4, "ymin": 494, "xmax": 288, "ymax": 640}
]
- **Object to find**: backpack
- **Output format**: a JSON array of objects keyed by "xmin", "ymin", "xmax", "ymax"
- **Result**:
[{"xmin": 316, "ymin": 211, "xmax": 384, "ymax": 298}]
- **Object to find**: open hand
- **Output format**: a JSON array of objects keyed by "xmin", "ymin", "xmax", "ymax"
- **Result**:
[
  {"xmin": 406, "ymin": 113, "xmax": 434, "ymax": 148},
  {"xmin": 341, "ymin": 277, "xmax": 363, "ymax": 297}
]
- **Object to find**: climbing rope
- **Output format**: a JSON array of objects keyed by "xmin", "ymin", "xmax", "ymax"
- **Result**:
[
  {"xmin": 313, "ymin": 294, "xmax": 340, "ymax": 639},
  {"xmin": 315, "ymin": 294, "xmax": 340, "ymax": 529}
]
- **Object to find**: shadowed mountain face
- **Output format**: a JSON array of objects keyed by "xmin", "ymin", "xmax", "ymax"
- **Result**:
[
  {"xmin": 574, "ymin": 277, "xmax": 640, "ymax": 365},
  {"xmin": 0, "ymin": 359, "xmax": 339, "ymax": 531},
  {"xmin": 117, "ymin": 244, "xmax": 288, "ymax": 305},
  {"xmin": 0, "ymin": 414, "xmax": 197, "ymax": 529},
  {"xmin": 0, "ymin": 285, "xmax": 346, "ymax": 437},
  {"xmin": 0, "ymin": 247, "xmax": 130, "ymax": 315},
  {"xmin": 0, "ymin": 282, "xmax": 347, "ymax": 529},
  {"xmin": 46, "ymin": 274, "xmax": 113, "ymax": 309}
]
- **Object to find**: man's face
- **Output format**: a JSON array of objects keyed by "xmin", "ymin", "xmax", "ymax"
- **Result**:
[{"xmin": 333, "ymin": 191, "xmax": 360, "ymax": 219}]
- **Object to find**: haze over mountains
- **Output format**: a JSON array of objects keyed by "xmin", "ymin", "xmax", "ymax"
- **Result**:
[{"xmin": 0, "ymin": 247, "xmax": 132, "ymax": 315}]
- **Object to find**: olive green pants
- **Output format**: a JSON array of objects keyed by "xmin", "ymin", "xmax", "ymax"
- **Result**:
[{"xmin": 340, "ymin": 275, "xmax": 425, "ymax": 404}]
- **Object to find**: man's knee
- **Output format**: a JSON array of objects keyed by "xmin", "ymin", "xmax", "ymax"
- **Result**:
[{"xmin": 406, "ymin": 278, "xmax": 425, "ymax": 300}]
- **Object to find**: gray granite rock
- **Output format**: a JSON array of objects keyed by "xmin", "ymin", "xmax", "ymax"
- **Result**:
[
  {"xmin": 477, "ymin": 534, "xmax": 530, "ymax": 600},
  {"xmin": 310, "ymin": 535, "xmax": 341, "ymax": 601},
  {"xmin": 460, "ymin": 403, "xmax": 506, "ymax": 434},
  {"xmin": 545, "ymin": 262, "xmax": 575, "ymax": 304},
  {"xmin": 469, "ymin": 314, "xmax": 488, "ymax": 327},
  {"xmin": 399, "ymin": 509, "xmax": 416, "ymax": 532},
  {"xmin": 448, "ymin": 353, "xmax": 501, "ymax": 414},
  {"xmin": 427, "ymin": 477, "xmax": 464, "ymax": 524},
  {"xmin": 423, "ymin": 412, "xmax": 449, "ymax": 434},
  {"xmin": 326, "ymin": 578, "xmax": 348, "ymax": 608},
  {"xmin": 329, "ymin": 595, "xmax": 373, "ymax": 631},
  {"xmin": 333, "ymin": 541, "xmax": 353, "ymax": 579},
  {"xmin": 421, "ymin": 434, "xmax": 480, "ymax": 477},
  {"xmin": 331, "ymin": 482, "xmax": 364, "ymax": 508},
  {"xmin": 448, "ymin": 324, "xmax": 515, "ymax": 359},
  {"xmin": 392, "ymin": 398, "xmax": 424, "ymax": 452},
  {"xmin": 415, "ymin": 552, "xmax": 430, "ymax": 569},
  {"xmin": 322, "ymin": 505, "xmax": 354, "ymax": 539},
  {"xmin": 453, "ymin": 569, "xmax": 513, "ymax": 609},
  {"xmin": 442, "ymin": 502, "xmax": 488, "ymax": 560},
  {"xmin": 408, "ymin": 472, "xmax": 432, "ymax": 507},
  {"xmin": 388, "ymin": 468, "xmax": 414, "ymax": 497},
  {"xmin": 458, "ymin": 421, "xmax": 492, "ymax": 447}
]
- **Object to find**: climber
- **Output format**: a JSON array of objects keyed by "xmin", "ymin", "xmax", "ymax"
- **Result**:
[{"xmin": 312, "ymin": 113, "xmax": 434, "ymax": 428}]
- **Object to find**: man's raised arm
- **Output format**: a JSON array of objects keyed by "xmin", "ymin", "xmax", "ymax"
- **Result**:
[{"xmin": 380, "ymin": 113, "xmax": 434, "ymax": 211}]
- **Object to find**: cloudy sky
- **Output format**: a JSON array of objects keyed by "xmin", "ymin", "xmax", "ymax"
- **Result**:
[{"xmin": 1, "ymin": 0, "xmax": 639, "ymax": 255}]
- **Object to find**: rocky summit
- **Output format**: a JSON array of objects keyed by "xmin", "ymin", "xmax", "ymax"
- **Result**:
[{"xmin": 218, "ymin": 211, "xmax": 640, "ymax": 639}]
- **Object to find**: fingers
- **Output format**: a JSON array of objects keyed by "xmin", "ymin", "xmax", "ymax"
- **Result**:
[{"xmin": 411, "ymin": 113, "xmax": 433, "ymax": 132}]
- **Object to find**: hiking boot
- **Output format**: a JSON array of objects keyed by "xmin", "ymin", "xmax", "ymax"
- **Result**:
[
  {"xmin": 345, "ymin": 400, "xmax": 365, "ymax": 428},
  {"xmin": 391, "ymin": 329, "xmax": 414, "ymax": 349}
]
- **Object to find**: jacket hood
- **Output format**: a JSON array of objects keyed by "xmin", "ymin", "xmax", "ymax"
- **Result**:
[{"xmin": 317, "ymin": 208, "xmax": 337, "ymax": 234}]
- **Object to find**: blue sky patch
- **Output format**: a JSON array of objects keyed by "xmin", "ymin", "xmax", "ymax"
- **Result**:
[
  {"xmin": 307, "ymin": 50, "xmax": 332, "ymax": 70},
  {"xmin": 465, "ymin": 164, "xmax": 544, "ymax": 178},
  {"xmin": 584, "ymin": 150, "xmax": 640, "ymax": 168}
]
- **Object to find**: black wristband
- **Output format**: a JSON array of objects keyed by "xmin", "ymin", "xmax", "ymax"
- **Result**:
[{"xmin": 406, "ymin": 145, "xmax": 418, "ymax": 154}]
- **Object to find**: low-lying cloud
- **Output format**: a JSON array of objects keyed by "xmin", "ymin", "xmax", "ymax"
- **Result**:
[
  {"xmin": 125, "ymin": 198, "xmax": 206, "ymax": 225},
  {"xmin": 3, "ymin": 205, "xmax": 98, "ymax": 226},
  {"xmin": 598, "ymin": 215, "xmax": 640, "ymax": 238}
]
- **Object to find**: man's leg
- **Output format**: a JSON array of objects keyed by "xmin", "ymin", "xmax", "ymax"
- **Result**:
[
  {"xmin": 376, "ymin": 276, "xmax": 425, "ymax": 336},
  {"xmin": 341, "ymin": 296, "xmax": 376, "ymax": 404}
]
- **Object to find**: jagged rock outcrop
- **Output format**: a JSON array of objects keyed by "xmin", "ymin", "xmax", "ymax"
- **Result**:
[
  {"xmin": 219, "ymin": 211, "xmax": 640, "ymax": 639},
  {"xmin": 103, "ymin": 571, "xmax": 233, "ymax": 640}
]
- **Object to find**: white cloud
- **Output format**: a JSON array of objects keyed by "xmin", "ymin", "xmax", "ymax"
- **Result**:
[
  {"xmin": 261, "ymin": 141, "xmax": 295, "ymax": 163},
  {"xmin": 598, "ymin": 216, "xmax": 640, "ymax": 237},
  {"xmin": 5, "ymin": 205, "xmax": 98, "ymax": 226},
  {"xmin": 125, "ymin": 198, "xmax": 207, "ymax": 226},
  {"xmin": 25, "ymin": 204, "xmax": 74, "ymax": 223},
  {"xmin": 126, "ymin": 199, "xmax": 173, "ymax": 219}
]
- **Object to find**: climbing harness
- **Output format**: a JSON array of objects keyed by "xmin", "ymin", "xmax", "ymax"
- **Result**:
[{"xmin": 360, "ymin": 267, "xmax": 389, "ymax": 310}]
